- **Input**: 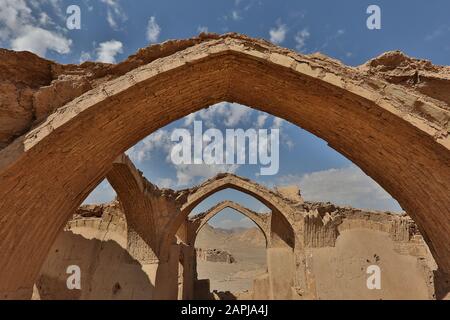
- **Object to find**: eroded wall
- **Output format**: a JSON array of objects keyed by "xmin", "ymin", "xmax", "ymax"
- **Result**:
[
  {"xmin": 35, "ymin": 195, "xmax": 444, "ymax": 300},
  {"xmin": 306, "ymin": 228, "xmax": 434, "ymax": 299}
]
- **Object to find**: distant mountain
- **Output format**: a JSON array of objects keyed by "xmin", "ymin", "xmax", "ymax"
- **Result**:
[
  {"xmin": 196, "ymin": 224, "xmax": 265, "ymax": 249},
  {"xmin": 230, "ymin": 227, "xmax": 266, "ymax": 247}
]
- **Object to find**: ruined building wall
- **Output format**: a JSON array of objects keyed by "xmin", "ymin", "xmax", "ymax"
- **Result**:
[
  {"xmin": 1, "ymin": 34, "xmax": 449, "ymax": 298},
  {"xmin": 304, "ymin": 228, "xmax": 435, "ymax": 300},
  {"xmin": 33, "ymin": 202, "xmax": 155, "ymax": 300},
  {"xmin": 297, "ymin": 203, "xmax": 438, "ymax": 300},
  {"xmin": 34, "ymin": 197, "xmax": 442, "ymax": 300}
]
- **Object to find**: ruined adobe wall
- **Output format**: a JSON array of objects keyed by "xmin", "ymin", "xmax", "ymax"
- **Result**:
[
  {"xmin": 1, "ymin": 33, "xmax": 449, "ymax": 151},
  {"xmin": 299, "ymin": 202, "xmax": 422, "ymax": 248},
  {"xmin": 302, "ymin": 228, "xmax": 436, "ymax": 300},
  {"xmin": 1, "ymin": 34, "xmax": 449, "ymax": 299},
  {"xmin": 35, "ymin": 197, "xmax": 442, "ymax": 299},
  {"xmin": 301, "ymin": 224, "xmax": 437, "ymax": 299},
  {"xmin": 290, "ymin": 202, "xmax": 438, "ymax": 299},
  {"xmin": 0, "ymin": 34, "xmax": 225, "ymax": 149},
  {"xmin": 67, "ymin": 201, "xmax": 127, "ymax": 236},
  {"xmin": 33, "ymin": 202, "xmax": 156, "ymax": 300},
  {"xmin": 35, "ymin": 200, "xmax": 188, "ymax": 300},
  {"xmin": 196, "ymin": 248, "xmax": 235, "ymax": 264},
  {"xmin": 106, "ymin": 154, "xmax": 186, "ymax": 261},
  {"xmin": 248, "ymin": 198, "xmax": 439, "ymax": 300},
  {"xmin": 360, "ymin": 50, "xmax": 450, "ymax": 113}
]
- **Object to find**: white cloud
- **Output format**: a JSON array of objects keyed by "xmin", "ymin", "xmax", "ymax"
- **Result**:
[
  {"xmin": 0, "ymin": 0, "xmax": 32, "ymax": 39},
  {"xmin": 184, "ymin": 113, "xmax": 197, "ymax": 127},
  {"xmin": 146, "ymin": 16, "xmax": 161, "ymax": 43},
  {"xmin": 38, "ymin": 12, "xmax": 51, "ymax": 26},
  {"xmin": 197, "ymin": 26, "xmax": 208, "ymax": 33},
  {"xmin": 125, "ymin": 103, "xmax": 256, "ymax": 187},
  {"xmin": 95, "ymin": 40, "xmax": 123, "ymax": 63},
  {"xmin": 175, "ymin": 163, "xmax": 240, "ymax": 186},
  {"xmin": 272, "ymin": 117, "xmax": 284, "ymax": 128},
  {"xmin": 318, "ymin": 28, "xmax": 346, "ymax": 51},
  {"xmin": 79, "ymin": 51, "xmax": 92, "ymax": 63},
  {"xmin": 231, "ymin": 10, "xmax": 241, "ymax": 21},
  {"xmin": 224, "ymin": 104, "xmax": 251, "ymax": 126},
  {"xmin": 184, "ymin": 103, "xmax": 252, "ymax": 128},
  {"xmin": 277, "ymin": 166, "xmax": 402, "ymax": 212},
  {"xmin": 126, "ymin": 129, "xmax": 171, "ymax": 163},
  {"xmin": 294, "ymin": 28, "xmax": 310, "ymax": 52},
  {"xmin": 11, "ymin": 26, "xmax": 71, "ymax": 56},
  {"xmin": 156, "ymin": 178, "xmax": 175, "ymax": 189},
  {"xmin": 0, "ymin": 0, "xmax": 72, "ymax": 57},
  {"xmin": 37, "ymin": 0, "xmax": 64, "ymax": 20},
  {"xmin": 284, "ymin": 137, "xmax": 294, "ymax": 149},
  {"xmin": 270, "ymin": 116, "xmax": 294, "ymax": 147},
  {"xmin": 269, "ymin": 23, "xmax": 287, "ymax": 44},
  {"xmin": 425, "ymin": 25, "xmax": 450, "ymax": 41},
  {"xmin": 101, "ymin": 0, "xmax": 127, "ymax": 29},
  {"xmin": 106, "ymin": 13, "xmax": 116, "ymax": 29}
]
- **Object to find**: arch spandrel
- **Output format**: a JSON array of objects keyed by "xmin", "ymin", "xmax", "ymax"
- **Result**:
[{"xmin": 0, "ymin": 33, "xmax": 448, "ymax": 298}]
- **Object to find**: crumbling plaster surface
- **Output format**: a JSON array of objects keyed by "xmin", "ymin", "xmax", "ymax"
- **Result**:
[
  {"xmin": 188, "ymin": 200, "xmax": 271, "ymax": 246},
  {"xmin": 0, "ymin": 33, "xmax": 449, "ymax": 298},
  {"xmin": 1, "ymin": 35, "xmax": 449, "ymax": 150},
  {"xmin": 35, "ymin": 176, "xmax": 440, "ymax": 299},
  {"xmin": 34, "ymin": 202, "xmax": 155, "ymax": 300}
]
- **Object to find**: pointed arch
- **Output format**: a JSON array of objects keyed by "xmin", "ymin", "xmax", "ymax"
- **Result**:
[
  {"xmin": 189, "ymin": 200, "xmax": 270, "ymax": 247},
  {"xmin": 0, "ymin": 34, "xmax": 448, "ymax": 298}
]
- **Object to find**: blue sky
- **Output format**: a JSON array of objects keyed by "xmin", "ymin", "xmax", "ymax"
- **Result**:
[
  {"xmin": 3, "ymin": 1, "xmax": 450, "ymax": 65},
  {"xmin": 2, "ymin": 0, "xmax": 447, "ymax": 228}
]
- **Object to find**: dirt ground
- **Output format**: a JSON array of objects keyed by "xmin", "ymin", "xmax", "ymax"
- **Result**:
[{"xmin": 195, "ymin": 225, "xmax": 266, "ymax": 294}]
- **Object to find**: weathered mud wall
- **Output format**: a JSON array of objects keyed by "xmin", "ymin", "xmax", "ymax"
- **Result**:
[
  {"xmin": 2, "ymin": 35, "xmax": 449, "ymax": 150},
  {"xmin": 33, "ymin": 202, "xmax": 155, "ymax": 300},
  {"xmin": 35, "ymin": 197, "xmax": 443, "ymax": 300},
  {"xmin": 1, "ymin": 33, "xmax": 449, "ymax": 298},
  {"xmin": 305, "ymin": 228, "xmax": 434, "ymax": 300}
]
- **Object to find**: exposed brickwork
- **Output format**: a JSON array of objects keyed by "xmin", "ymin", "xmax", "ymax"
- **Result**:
[
  {"xmin": 188, "ymin": 200, "xmax": 270, "ymax": 246},
  {"xmin": 0, "ymin": 33, "xmax": 448, "ymax": 298}
]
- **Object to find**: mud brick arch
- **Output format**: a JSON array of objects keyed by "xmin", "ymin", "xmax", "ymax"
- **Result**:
[
  {"xmin": 187, "ymin": 200, "xmax": 270, "ymax": 247},
  {"xmin": 160, "ymin": 173, "xmax": 297, "ymax": 259},
  {"xmin": 0, "ymin": 33, "xmax": 449, "ymax": 298}
]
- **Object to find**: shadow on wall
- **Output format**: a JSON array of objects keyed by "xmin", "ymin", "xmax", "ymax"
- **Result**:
[
  {"xmin": 33, "ymin": 231, "xmax": 154, "ymax": 300},
  {"xmin": 433, "ymin": 269, "xmax": 450, "ymax": 300},
  {"xmin": 213, "ymin": 291, "xmax": 237, "ymax": 300},
  {"xmin": 270, "ymin": 210, "xmax": 295, "ymax": 249}
]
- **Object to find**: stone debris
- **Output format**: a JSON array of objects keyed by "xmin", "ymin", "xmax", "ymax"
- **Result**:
[{"xmin": 196, "ymin": 248, "xmax": 236, "ymax": 264}]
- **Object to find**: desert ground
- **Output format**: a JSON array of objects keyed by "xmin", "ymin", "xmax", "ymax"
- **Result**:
[{"xmin": 195, "ymin": 224, "xmax": 267, "ymax": 296}]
